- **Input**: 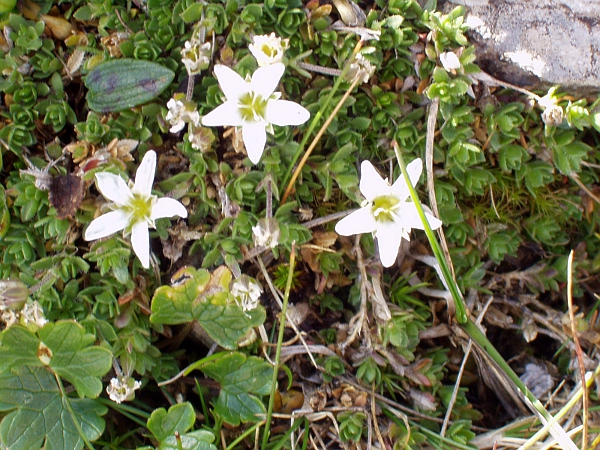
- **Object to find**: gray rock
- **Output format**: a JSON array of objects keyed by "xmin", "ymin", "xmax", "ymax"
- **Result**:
[{"xmin": 445, "ymin": 0, "xmax": 600, "ymax": 94}]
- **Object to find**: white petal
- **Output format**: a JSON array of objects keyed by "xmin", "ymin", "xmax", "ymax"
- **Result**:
[
  {"xmin": 242, "ymin": 122, "xmax": 267, "ymax": 164},
  {"xmin": 335, "ymin": 207, "xmax": 377, "ymax": 236},
  {"xmin": 359, "ymin": 161, "xmax": 391, "ymax": 202},
  {"xmin": 133, "ymin": 150, "xmax": 156, "ymax": 196},
  {"xmin": 398, "ymin": 203, "xmax": 442, "ymax": 230},
  {"xmin": 95, "ymin": 173, "xmax": 133, "ymax": 207},
  {"xmin": 131, "ymin": 221, "xmax": 150, "ymax": 269},
  {"xmin": 251, "ymin": 63, "xmax": 284, "ymax": 98},
  {"xmin": 391, "ymin": 158, "xmax": 422, "ymax": 200},
  {"xmin": 201, "ymin": 101, "xmax": 245, "ymax": 127},
  {"xmin": 84, "ymin": 210, "xmax": 129, "ymax": 241},
  {"xmin": 151, "ymin": 198, "xmax": 188, "ymax": 220},
  {"xmin": 266, "ymin": 100, "xmax": 310, "ymax": 126},
  {"xmin": 375, "ymin": 222, "xmax": 404, "ymax": 267},
  {"xmin": 214, "ymin": 65, "xmax": 249, "ymax": 101}
]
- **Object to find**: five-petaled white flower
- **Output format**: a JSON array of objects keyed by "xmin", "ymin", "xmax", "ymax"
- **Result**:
[
  {"xmin": 249, "ymin": 33, "xmax": 288, "ymax": 67},
  {"xmin": 201, "ymin": 63, "xmax": 310, "ymax": 164},
  {"xmin": 84, "ymin": 150, "xmax": 188, "ymax": 269},
  {"xmin": 335, "ymin": 159, "xmax": 442, "ymax": 267}
]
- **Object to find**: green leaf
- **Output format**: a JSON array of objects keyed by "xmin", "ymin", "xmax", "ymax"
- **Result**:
[
  {"xmin": 0, "ymin": 322, "xmax": 112, "ymax": 398},
  {"xmin": 147, "ymin": 403, "xmax": 217, "ymax": 450},
  {"xmin": 84, "ymin": 59, "xmax": 175, "ymax": 113},
  {"xmin": 0, "ymin": 366, "xmax": 107, "ymax": 450},
  {"xmin": 151, "ymin": 267, "xmax": 266, "ymax": 349},
  {"xmin": 201, "ymin": 352, "xmax": 273, "ymax": 425},
  {"xmin": 148, "ymin": 403, "xmax": 196, "ymax": 442}
]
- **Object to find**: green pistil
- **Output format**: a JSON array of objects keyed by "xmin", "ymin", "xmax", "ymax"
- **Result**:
[
  {"xmin": 371, "ymin": 195, "xmax": 400, "ymax": 223},
  {"xmin": 126, "ymin": 194, "xmax": 152, "ymax": 224},
  {"xmin": 239, "ymin": 91, "xmax": 268, "ymax": 122}
]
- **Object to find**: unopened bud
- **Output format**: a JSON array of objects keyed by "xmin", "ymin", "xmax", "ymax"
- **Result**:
[
  {"xmin": 0, "ymin": 279, "xmax": 29, "ymax": 310},
  {"xmin": 541, "ymin": 104, "xmax": 564, "ymax": 127}
]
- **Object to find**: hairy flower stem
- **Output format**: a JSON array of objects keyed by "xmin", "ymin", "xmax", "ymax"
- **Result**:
[
  {"xmin": 262, "ymin": 243, "xmax": 297, "ymax": 450},
  {"xmin": 393, "ymin": 141, "xmax": 578, "ymax": 450},
  {"xmin": 280, "ymin": 39, "xmax": 364, "ymax": 203}
]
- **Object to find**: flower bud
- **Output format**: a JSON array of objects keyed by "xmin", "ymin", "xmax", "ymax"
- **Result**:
[
  {"xmin": 252, "ymin": 217, "xmax": 280, "ymax": 248},
  {"xmin": 0, "ymin": 280, "xmax": 29, "ymax": 310}
]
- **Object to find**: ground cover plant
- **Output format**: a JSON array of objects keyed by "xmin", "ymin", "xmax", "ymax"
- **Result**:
[{"xmin": 0, "ymin": 0, "xmax": 600, "ymax": 448}]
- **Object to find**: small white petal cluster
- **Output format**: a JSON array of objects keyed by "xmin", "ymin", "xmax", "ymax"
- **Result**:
[
  {"xmin": 1, "ymin": 300, "xmax": 47, "ymax": 329},
  {"xmin": 181, "ymin": 40, "xmax": 212, "ymax": 76},
  {"xmin": 231, "ymin": 275, "xmax": 262, "ymax": 312},
  {"xmin": 84, "ymin": 150, "xmax": 188, "ymax": 269},
  {"xmin": 335, "ymin": 159, "xmax": 442, "ymax": 267},
  {"xmin": 202, "ymin": 63, "xmax": 310, "ymax": 164},
  {"xmin": 249, "ymin": 33, "xmax": 288, "ymax": 67},
  {"xmin": 107, "ymin": 376, "xmax": 142, "ymax": 404},
  {"xmin": 166, "ymin": 97, "xmax": 201, "ymax": 133},
  {"xmin": 347, "ymin": 53, "xmax": 376, "ymax": 84},
  {"xmin": 252, "ymin": 217, "xmax": 280, "ymax": 248}
]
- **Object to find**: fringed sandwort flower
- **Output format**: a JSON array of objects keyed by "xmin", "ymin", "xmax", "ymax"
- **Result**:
[
  {"xmin": 335, "ymin": 159, "xmax": 442, "ymax": 267},
  {"xmin": 84, "ymin": 150, "xmax": 188, "ymax": 268},
  {"xmin": 201, "ymin": 63, "xmax": 309, "ymax": 164}
]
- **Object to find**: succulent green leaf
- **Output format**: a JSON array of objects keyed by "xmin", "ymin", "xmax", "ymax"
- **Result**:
[
  {"xmin": 151, "ymin": 267, "xmax": 266, "ymax": 349},
  {"xmin": 0, "ymin": 321, "xmax": 112, "ymax": 398},
  {"xmin": 0, "ymin": 366, "xmax": 107, "ymax": 450},
  {"xmin": 84, "ymin": 59, "xmax": 175, "ymax": 113},
  {"xmin": 201, "ymin": 352, "xmax": 273, "ymax": 425}
]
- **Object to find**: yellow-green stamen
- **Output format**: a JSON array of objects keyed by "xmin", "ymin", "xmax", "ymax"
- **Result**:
[
  {"xmin": 371, "ymin": 195, "xmax": 400, "ymax": 223},
  {"xmin": 126, "ymin": 194, "xmax": 152, "ymax": 224},
  {"xmin": 239, "ymin": 92, "xmax": 268, "ymax": 122}
]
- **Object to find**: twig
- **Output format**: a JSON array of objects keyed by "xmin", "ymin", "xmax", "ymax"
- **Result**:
[{"xmin": 566, "ymin": 250, "xmax": 588, "ymax": 449}]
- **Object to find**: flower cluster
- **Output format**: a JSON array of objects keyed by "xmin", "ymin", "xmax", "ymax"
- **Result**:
[
  {"xmin": 335, "ymin": 158, "xmax": 442, "ymax": 267},
  {"xmin": 106, "ymin": 376, "xmax": 142, "ymax": 404},
  {"xmin": 84, "ymin": 150, "xmax": 187, "ymax": 269},
  {"xmin": 165, "ymin": 94, "xmax": 200, "ymax": 133}
]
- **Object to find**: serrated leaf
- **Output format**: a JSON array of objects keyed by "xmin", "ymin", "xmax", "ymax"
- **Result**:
[
  {"xmin": 201, "ymin": 352, "xmax": 273, "ymax": 425},
  {"xmin": 148, "ymin": 403, "xmax": 196, "ymax": 442},
  {"xmin": 0, "ymin": 366, "xmax": 107, "ymax": 450},
  {"xmin": 84, "ymin": 59, "xmax": 175, "ymax": 113},
  {"xmin": 0, "ymin": 322, "xmax": 112, "ymax": 398},
  {"xmin": 151, "ymin": 267, "xmax": 266, "ymax": 349}
]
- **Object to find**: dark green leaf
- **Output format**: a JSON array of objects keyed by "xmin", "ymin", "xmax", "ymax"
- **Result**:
[{"xmin": 84, "ymin": 59, "xmax": 175, "ymax": 113}]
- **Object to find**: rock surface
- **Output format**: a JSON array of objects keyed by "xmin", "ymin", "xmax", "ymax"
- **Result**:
[{"xmin": 445, "ymin": 0, "xmax": 600, "ymax": 94}]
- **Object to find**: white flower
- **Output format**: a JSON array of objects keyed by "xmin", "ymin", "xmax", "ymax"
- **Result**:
[
  {"xmin": 201, "ymin": 63, "xmax": 310, "ymax": 164},
  {"xmin": 249, "ymin": 33, "xmax": 288, "ymax": 67},
  {"xmin": 20, "ymin": 301, "xmax": 48, "ymax": 328},
  {"xmin": 165, "ymin": 96, "xmax": 200, "ymax": 133},
  {"xmin": 106, "ymin": 376, "xmax": 142, "ymax": 404},
  {"xmin": 335, "ymin": 159, "xmax": 442, "ymax": 267},
  {"xmin": 252, "ymin": 217, "xmax": 280, "ymax": 248},
  {"xmin": 84, "ymin": 150, "xmax": 188, "ymax": 269},
  {"xmin": 181, "ymin": 40, "xmax": 211, "ymax": 75},
  {"xmin": 231, "ymin": 275, "xmax": 262, "ymax": 312}
]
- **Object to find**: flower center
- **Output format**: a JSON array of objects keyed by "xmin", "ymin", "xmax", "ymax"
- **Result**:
[
  {"xmin": 127, "ymin": 194, "xmax": 152, "ymax": 224},
  {"xmin": 371, "ymin": 195, "xmax": 400, "ymax": 223},
  {"xmin": 238, "ymin": 91, "xmax": 268, "ymax": 122},
  {"xmin": 260, "ymin": 44, "xmax": 276, "ymax": 58}
]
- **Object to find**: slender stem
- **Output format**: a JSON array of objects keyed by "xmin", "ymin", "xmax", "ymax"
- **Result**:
[
  {"xmin": 261, "ymin": 243, "xmax": 297, "ymax": 449},
  {"xmin": 55, "ymin": 374, "xmax": 95, "ymax": 450},
  {"xmin": 280, "ymin": 40, "xmax": 364, "ymax": 202},
  {"xmin": 392, "ymin": 141, "xmax": 467, "ymax": 324}
]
